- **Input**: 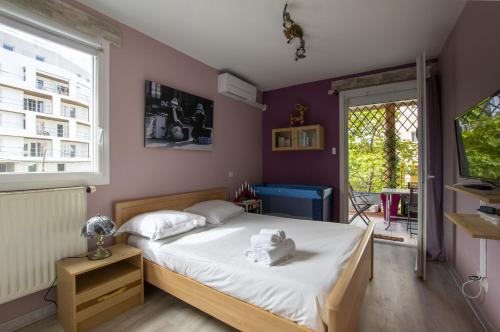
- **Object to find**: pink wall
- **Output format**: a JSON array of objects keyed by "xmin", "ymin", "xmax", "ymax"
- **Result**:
[
  {"xmin": 439, "ymin": 2, "xmax": 500, "ymax": 330},
  {"xmin": 0, "ymin": 9, "xmax": 262, "ymax": 325}
]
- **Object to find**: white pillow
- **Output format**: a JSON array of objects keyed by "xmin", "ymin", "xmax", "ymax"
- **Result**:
[
  {"xmin": 184, "ymin": 200, "xmax": 244, "ymax": 224},
  {"xmin": 116, "ymin": 210, "xmax": 206, "ymax": 241}
]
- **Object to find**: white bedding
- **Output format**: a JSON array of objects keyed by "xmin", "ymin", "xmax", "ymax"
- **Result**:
[{"xmin": 128, "ymin": 212, "xmax": 363, "ymax": 331}]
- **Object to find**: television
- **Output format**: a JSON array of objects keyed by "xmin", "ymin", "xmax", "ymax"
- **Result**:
[{"xmin": 454, "ymin": 90, "xmax": 500, "ymax": 186}]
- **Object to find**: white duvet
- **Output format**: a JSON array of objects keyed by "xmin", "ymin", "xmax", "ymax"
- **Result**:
[{"xmin": 128, "ymin": 212, "xmax": 363, "ymax": 331}]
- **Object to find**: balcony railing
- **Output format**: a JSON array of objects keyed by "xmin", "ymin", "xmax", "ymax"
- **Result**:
[
  {"xmin": 60, "ymin": 150, "xmax": 89, "ymax": 158},
  {"xmin": 0, "ymin": 146, "xmax": 52, "ymax": 158},
  {"xmin": 24, "ymin": 97, "xmax": 52, "ymax": 114},
  {"xmin": 76, "ymin": 130, "xmax": 90, "ymax": 141},
  {"xmin": 0, "ymin": 68, "xmax": 25, "ymax": 81},
  {"xmin": 36, "ymin": 126, "xmax": 68, "ymax": 138},
  {"xmin": 36, "ymin": 80, "xmax": 69, "ymax": 96},
  {"xmin": 61, "ymin": 107, "xmax": 89, "ymax": 122}
]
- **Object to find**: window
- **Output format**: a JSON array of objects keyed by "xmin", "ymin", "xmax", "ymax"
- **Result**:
[
  {"xmin": 57, "ymin": 124, "xmax": 64, "ymax": 137},
  {"xmin": 37, "ymin": 100, "xmax": 44, "ymax": 113},
  {"xmin": 24, "ymin": 97, "xmax": 36, "ymax": 112},
  {"xmin": 3, "ymin": 43, "xmax": 14, "ymax": 51},
  {"xmin": 62, "ymin": 144, "xmax": 76, "ymax": 158},
  {"xmin": 30, "ymin": 142, "xmax": 43, "ymax": 157},
  {"xmin": 0, "ymin": 18, "xmax": 109, "ymax": 191},
  {"xmin": 0, "ymin": 164, "xmax": 7, "ymax": 172}
]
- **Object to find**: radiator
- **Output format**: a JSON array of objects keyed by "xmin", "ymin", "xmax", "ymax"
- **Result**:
[{"xmin": 0, "ymin": 187, "xmax": 88, "ymax": 304}]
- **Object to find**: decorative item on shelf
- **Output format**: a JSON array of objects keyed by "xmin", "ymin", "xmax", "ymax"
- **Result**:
[
  {"xmin": 290, "ymin": 103, "xmax": 308, "ymax": 127},
  {"xmin": 81, "ymin": 214, "xmax": 116, "ymax": 260},
  {"xmin": 234, "ymin": 181, "xmax": 258, "ymax": 203},
  {"xmin": 282, "ymin": 3, "xmax": 306, "ymax": 61}
]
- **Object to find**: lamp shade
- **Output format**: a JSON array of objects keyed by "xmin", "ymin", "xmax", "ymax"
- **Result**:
[{"xmin": 81, "ymin": 215, "xmax": 116, "ymax": 239}]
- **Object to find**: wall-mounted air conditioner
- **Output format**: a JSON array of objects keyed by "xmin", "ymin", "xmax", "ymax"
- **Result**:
[{"xmin": 217, "ymin": 73, "xmax": 266, "ymax": 111}]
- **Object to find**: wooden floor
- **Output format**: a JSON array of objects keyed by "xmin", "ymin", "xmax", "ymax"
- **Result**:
[{"xmin": 18, "ymin": 243, "xmax": 483, "ymax": 332}]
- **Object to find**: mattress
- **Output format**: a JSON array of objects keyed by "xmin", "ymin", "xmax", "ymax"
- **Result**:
[{"xmin": 128, "ymin": 212, "xmax": 363, "ymax": 331}]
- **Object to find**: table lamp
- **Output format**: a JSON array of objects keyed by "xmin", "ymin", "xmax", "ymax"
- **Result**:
[{"xmin": 81, "ymin": 214, "xmax": 116, "ymax": 260}]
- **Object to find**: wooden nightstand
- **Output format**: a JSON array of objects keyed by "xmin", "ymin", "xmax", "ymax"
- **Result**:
[
  {"xmin": 235, "ymin": 199, "xmax": 262, "ymax": 214},
  {"xmin": 56, "ymin": 244, "xmax": 143, "ymax": 332}
]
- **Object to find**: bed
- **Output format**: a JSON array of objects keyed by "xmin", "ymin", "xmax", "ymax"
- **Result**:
[{"xmin": 114, "ymin": 188, "xmax": 375, "ymax": 332}]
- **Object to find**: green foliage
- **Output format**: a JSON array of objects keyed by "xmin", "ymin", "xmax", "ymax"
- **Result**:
[
  {"xmin": 348, "ymin": 106, "xmax": 419, "ymax": 193},
  {"xmin": 457, "ymin": 98, "xmax": 500, "ymax": 180}
]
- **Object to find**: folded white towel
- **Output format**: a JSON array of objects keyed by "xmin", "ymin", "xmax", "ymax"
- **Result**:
[
  {"xmin": 260, "ymin": 228, "xmax": 286, "ymax": 240},
  {"xmin": 250, "ymin": 233, "xmax": 283, "ymax": 248},
  {"xmin": 245, "ymin": 238, "xmax": 296, "ymax": 266}
]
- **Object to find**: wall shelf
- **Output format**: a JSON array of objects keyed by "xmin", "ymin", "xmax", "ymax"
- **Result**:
[
  {"xmin": 444, "ymin": 213, "xmax": 500, "ymax": 240},
  {"xmin": 445, "ymin": 184, "xmax": 500, "ymax": 203},
  {"xmin": 272, "ymin": 125, "xmax": 324, "ymax": 151}
]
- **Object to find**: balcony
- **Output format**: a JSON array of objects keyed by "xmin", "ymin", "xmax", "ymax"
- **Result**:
[
  {"xmin": 36, "ymin": 124, "xmax": 68, "ymax": 138},
  {"xmin": 36, "ymin": 73, "xmax": 69, "ymax": 96},
  {"xmin": 24, "ymin": 95, "xmax": 52, "ymax": 115},
  {"xmin": 76, "ymin": 129, "xmax": 90, "ymax": 141},
  {"xmin": 60, "ymin": 143, "xmax": 89, "ymax": 159},
  {"xmin": 61, "ymin": 103, "xmax": 89, "ymax": 122},
  {"xmin": 0, "ymin": 67, "xmax": 25, "ymax": 82}
]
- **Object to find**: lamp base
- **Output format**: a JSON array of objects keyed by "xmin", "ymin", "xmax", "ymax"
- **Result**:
[{"xmin": 87, "ymin": 246, "xmax": 112, "ymax": 260}]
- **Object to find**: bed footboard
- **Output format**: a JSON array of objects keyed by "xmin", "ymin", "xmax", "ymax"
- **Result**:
[{"xmin": 326, "ymin": 222, "xmax": 375, "ymax": 332}]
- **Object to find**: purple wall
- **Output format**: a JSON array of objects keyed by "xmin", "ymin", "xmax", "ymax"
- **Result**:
[
  {"xmin": 439, "ymin": 2, "xmax": 500, "ymax": 330},
  {"xmin": 262, "ymin": 64, "xmax": 415, "ymax": 222},
  {"xmin": 0, "ymin": 3, "xmax": 262, "ymax": 325},
  {"xmin": 262, "ymin": 79, "xmax": 340, "ymax": 220}
]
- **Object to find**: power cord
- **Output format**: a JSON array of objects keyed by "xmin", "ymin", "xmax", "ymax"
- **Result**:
[
  {"xmin": 43, "ymin": 254, "xmax": 88, "ymax": 307},
  {"xmin": 461, "ymin": 275, "xmax": 484, "ymax": 300},
  {"xmin": 43, "ymin": 277, "xmax": 57, "ymax": 307}
]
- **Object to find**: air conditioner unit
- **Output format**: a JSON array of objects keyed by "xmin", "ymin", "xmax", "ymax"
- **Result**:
[{"xmin": 217, "ymin": 73, "xmax": 266, "ymax": 111}]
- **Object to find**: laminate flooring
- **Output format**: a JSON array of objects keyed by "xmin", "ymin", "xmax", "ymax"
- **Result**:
[{"xmin": 18, "ymin": 243, "xmax": 483, "ymax": 332}]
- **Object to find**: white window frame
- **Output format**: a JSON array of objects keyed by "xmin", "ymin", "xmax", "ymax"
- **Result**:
[{"xmin": 0, "ymin": 13, "xmax": 110, "ymax": 191}]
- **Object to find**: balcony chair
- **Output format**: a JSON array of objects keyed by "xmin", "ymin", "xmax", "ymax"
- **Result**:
[{"xmin": 348, "ymin": 184, "xmax": 373, "ymax": 226}]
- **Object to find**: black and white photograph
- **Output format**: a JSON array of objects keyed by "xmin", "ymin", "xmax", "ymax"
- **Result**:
[{"xmin": 145, "ymin": 80, "xmax": 214, "ymax": 151}]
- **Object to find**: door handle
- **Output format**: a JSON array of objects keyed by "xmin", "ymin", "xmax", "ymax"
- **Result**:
[{"xmin": 427, "ymin": 175, "xmax": 435, "ymax": 179}]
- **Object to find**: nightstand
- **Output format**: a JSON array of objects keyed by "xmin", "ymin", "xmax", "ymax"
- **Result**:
[
  {"xmin": 56, "ymin": 244, "xmax": 143, "ymax": 332},
  {"xmin": 235, "ymin": 199, "xmax": 262, "ymax": 214}
]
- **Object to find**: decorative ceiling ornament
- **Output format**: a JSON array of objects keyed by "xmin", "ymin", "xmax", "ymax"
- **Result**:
[{"xmin": 282, "ymin": 3, "xmax": 306, "ymax": 61}]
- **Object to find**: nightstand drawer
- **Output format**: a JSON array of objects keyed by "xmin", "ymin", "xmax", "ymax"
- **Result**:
[
  {"xmin": 76, "ymin": 262, "xmax": 142, "ymax": 305},
  {"xmin": 76, "ymin": 283, "xmax": 142, "ymax": 323}
]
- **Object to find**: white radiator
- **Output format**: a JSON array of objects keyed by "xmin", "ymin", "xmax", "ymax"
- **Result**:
[{"xmin": 0, "ymin": 187, "xmax": 88, "ymax": 304}]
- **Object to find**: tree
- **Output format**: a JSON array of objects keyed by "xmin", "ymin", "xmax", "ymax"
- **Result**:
[{"xmin": 348, "ymin": 103, "xmax": 419, "ymax": 193}]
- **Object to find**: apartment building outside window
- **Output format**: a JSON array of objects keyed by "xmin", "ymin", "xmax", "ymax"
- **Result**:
[
  {"xmin": 0, "ymin": 16, "xmax": 110, "ymax": 191},
  {"xmin": 3, "ymin": 43, "xmax": 13, "ymax": 51}
]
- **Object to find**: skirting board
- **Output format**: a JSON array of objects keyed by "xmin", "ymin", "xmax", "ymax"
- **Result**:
[
  {"xmin": 446, "ymin": 265, "xmax": 492, "ymax": 332},
  {"xmin": 0, "ymin": 304, "xmax": 56, "ymax": 332}
]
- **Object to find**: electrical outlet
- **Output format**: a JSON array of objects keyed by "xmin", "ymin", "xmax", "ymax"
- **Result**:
[{"xmin": 228, "ymin": 171, "xmax": 234, "ymax": 178}]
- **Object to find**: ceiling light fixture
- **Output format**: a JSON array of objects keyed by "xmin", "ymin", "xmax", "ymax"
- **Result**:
[{"xmin": 282, "ymin": 3, "xmax": 306, "ymax": 61}]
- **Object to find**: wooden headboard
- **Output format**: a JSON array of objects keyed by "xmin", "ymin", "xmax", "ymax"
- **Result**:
[{"xmin": 114, "ymin": 188, "xmax": 227, "ymax": 244}]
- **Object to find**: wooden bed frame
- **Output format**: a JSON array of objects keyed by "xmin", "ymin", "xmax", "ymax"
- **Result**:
[{"xmin": 114, "ymin": 188, "xmax": 375, "ymax": 332}]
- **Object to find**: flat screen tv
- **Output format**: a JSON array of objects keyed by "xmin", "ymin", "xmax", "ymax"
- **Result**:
[{"xmin": 454, "ymin": 90, "xmax": 500, "ymax": 185}]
